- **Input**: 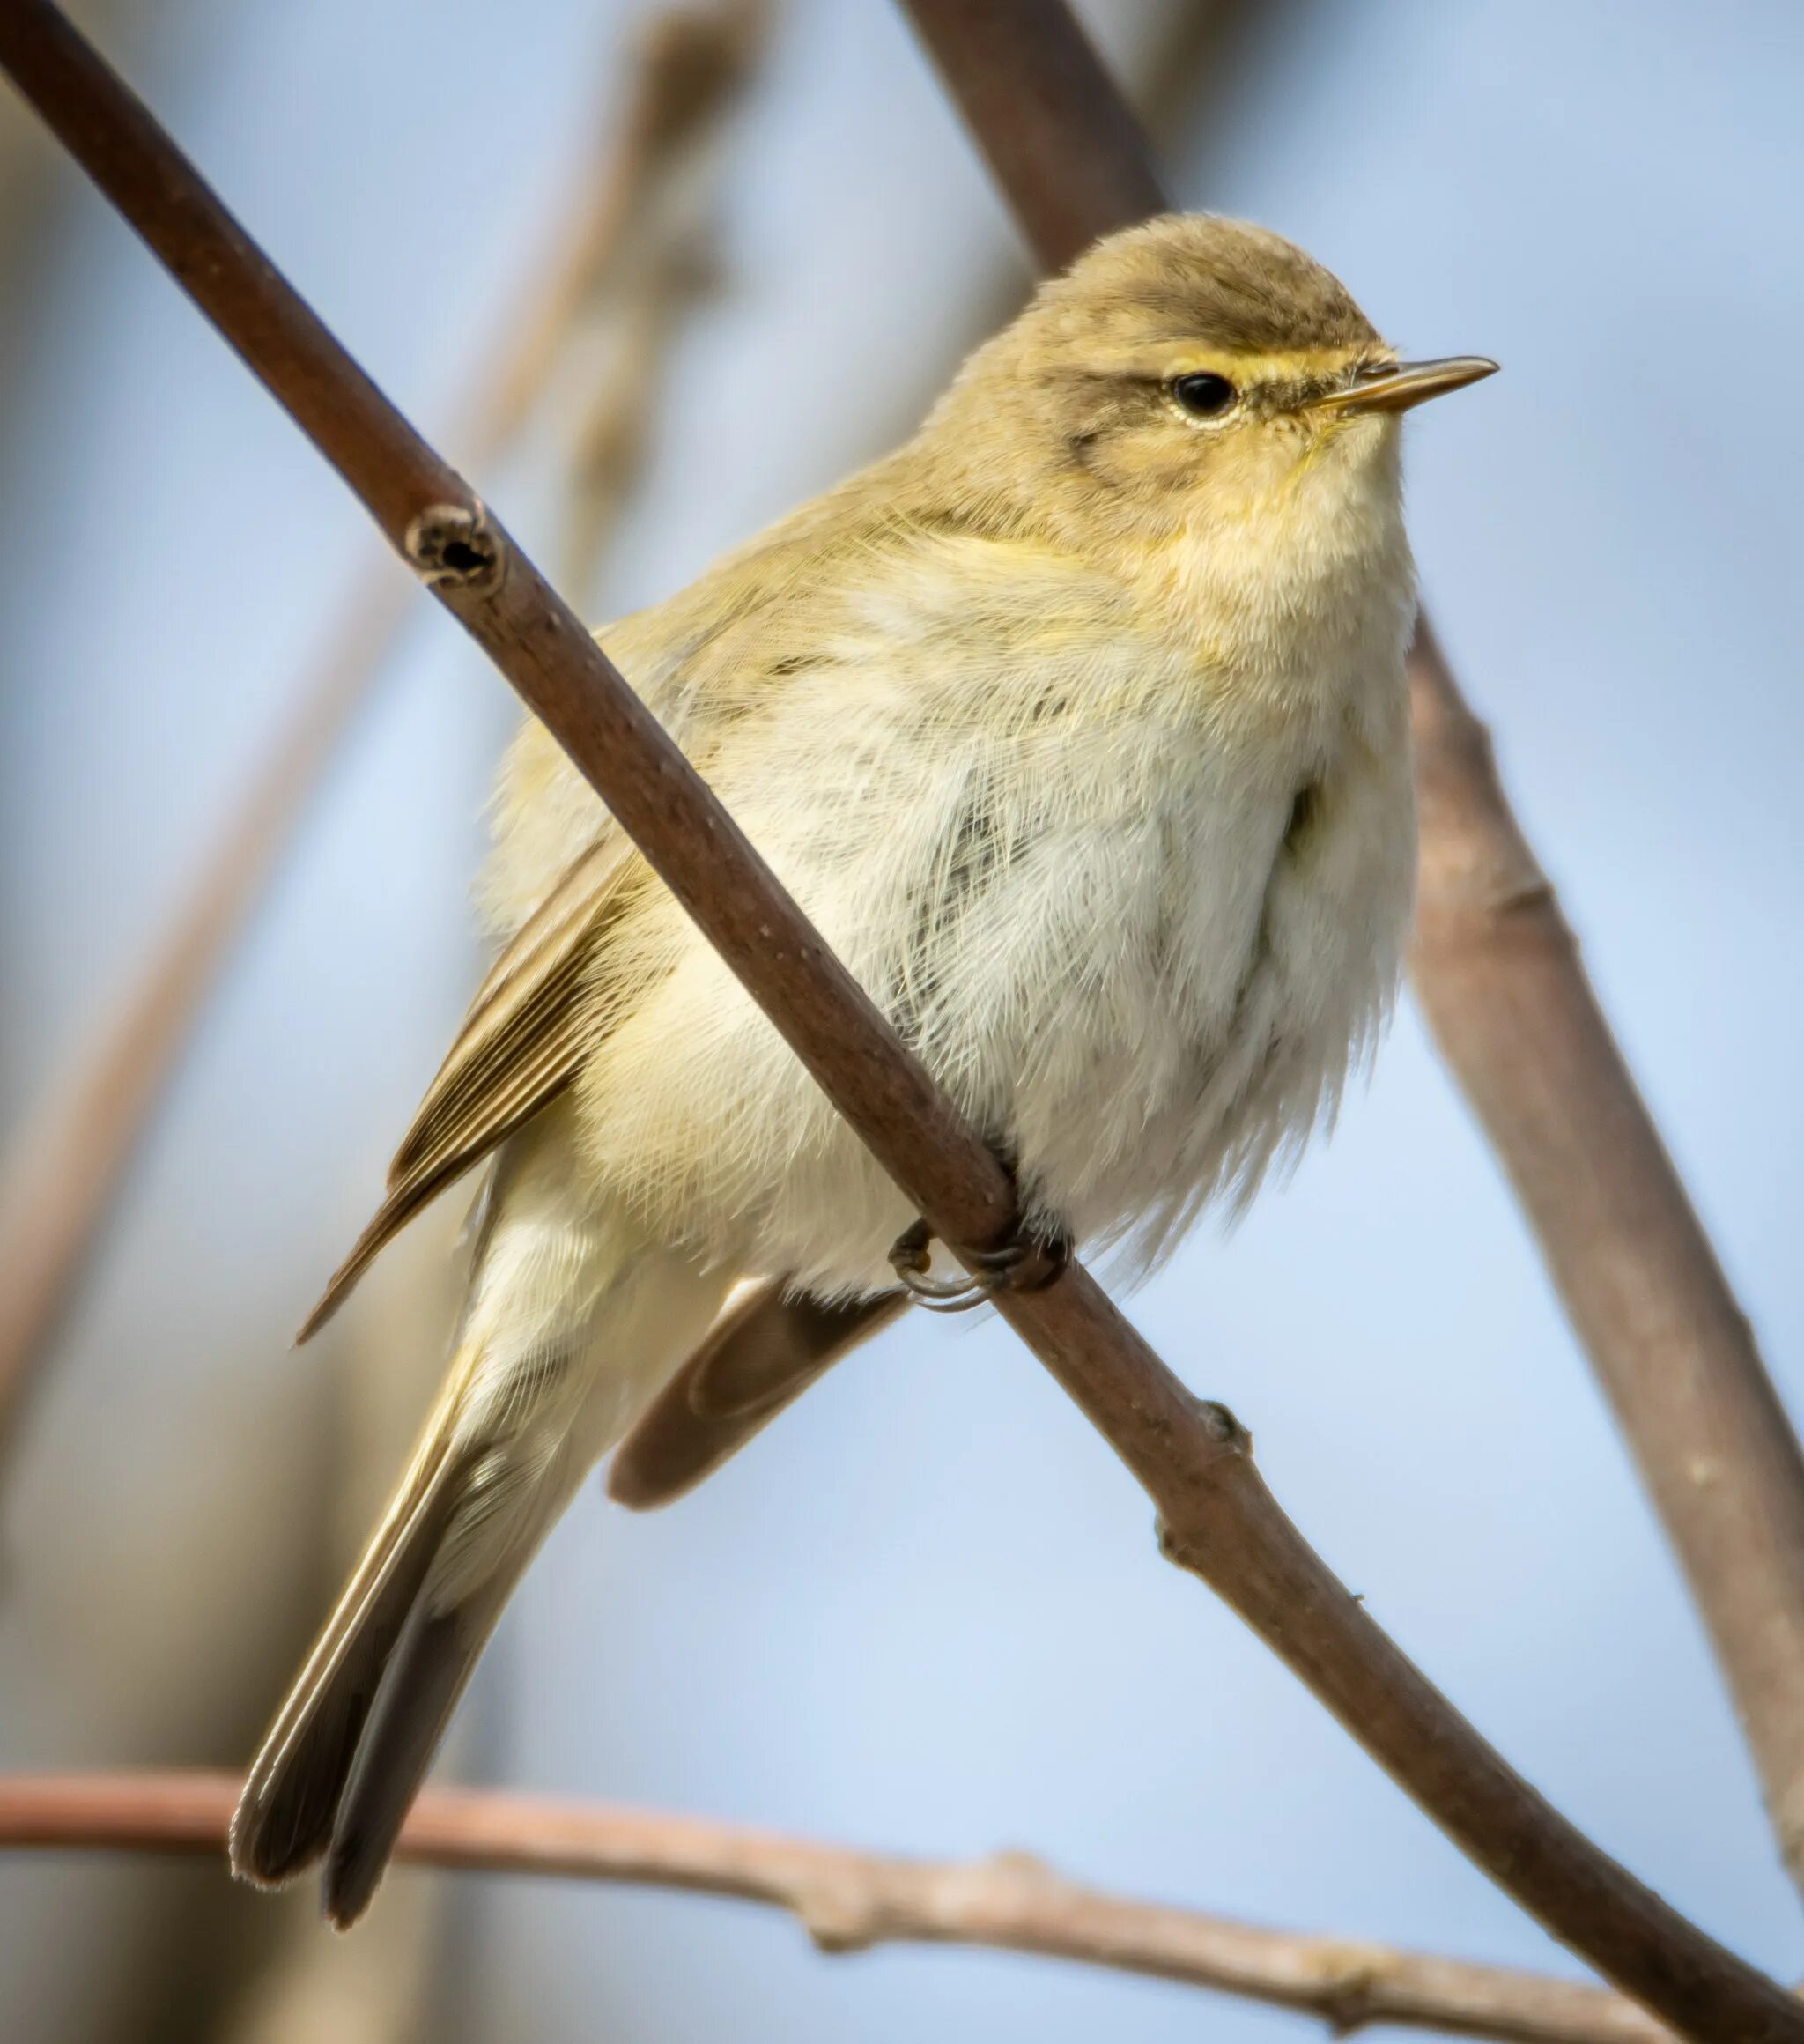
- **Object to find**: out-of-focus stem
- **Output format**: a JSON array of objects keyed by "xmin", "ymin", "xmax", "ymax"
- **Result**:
[
  {"xmin": 0, "ymin": 4, "xmax": 762, "ymax": 1471},
  {"xmin": 1408, "ymin": 621, "xmax": 1804, "ymax": 1891},
  {"xmin": 0, "ymin": 1771, "xmax": 1693, "ymax": 2044}
]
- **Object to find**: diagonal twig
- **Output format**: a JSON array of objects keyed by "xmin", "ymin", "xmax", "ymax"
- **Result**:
[
  {"xmin": 1407, "ymin": 621, "xmax": 1804, "ymax": 1892},
  {"xmin": 0, "ymin": 1770, "xmax": 1689, "ymax": 2044},
  {"xmin": 897, "ymin": 0, "xmax": 1804, "ymax": 1925},
  {"xmin": 0, "ymin": 1, "xmax": 764, "ymax": 1472},
  {"xmin": 0, "ymin": 6, "xmax": 1795, "ymax": 2036}
]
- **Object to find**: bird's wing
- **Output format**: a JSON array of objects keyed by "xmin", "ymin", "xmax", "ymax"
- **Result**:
[
  {"xmin": 607, "ymin": 1281, "xmax": 909, "ymax": 1507},
  {"xmin": 292, "ymin": 473, "xmax": 909, "ymax": 1349},
  {"xmin": 294, "ymin": 448, "xmax": 978, "ymax": 1344},
  {"xmin": 298, "ymin": 834, "xmax": 639, "ymax": 1340}
]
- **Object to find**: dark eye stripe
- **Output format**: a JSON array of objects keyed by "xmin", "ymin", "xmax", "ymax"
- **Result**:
[{"xmin": 1171, "ymin": 372, "xmax": 1237, "ymax": 419}]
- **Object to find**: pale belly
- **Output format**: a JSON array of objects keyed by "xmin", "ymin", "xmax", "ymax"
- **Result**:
[{"xmin": 569, "ymin": 702, "xmax": 1414, "ymax": 1296}]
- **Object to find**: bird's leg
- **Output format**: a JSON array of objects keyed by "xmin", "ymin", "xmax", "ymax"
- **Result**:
[{"xmin": 887, "ymin": 1203, "xmax": 1071, "ymax": 1315}]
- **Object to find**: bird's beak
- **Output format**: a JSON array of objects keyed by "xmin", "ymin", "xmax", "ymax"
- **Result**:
[{"xmin": 1305, "ymin": 356, "xmax": 1498, "ymax": 417}]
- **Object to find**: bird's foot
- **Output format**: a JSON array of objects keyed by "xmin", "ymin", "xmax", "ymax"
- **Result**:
[{"xmin": 887, "ymin": 1216, "xmax": 1070, "ymax": 1314}]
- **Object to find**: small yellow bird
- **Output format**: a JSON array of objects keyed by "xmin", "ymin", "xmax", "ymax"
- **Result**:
[{"xmin": 231, "ymin": 213, "xmax": 1493, "ymax": 1923}]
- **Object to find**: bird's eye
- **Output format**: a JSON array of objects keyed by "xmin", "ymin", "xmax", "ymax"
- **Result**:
[{"xmin": 1170, "ymin": 371, "xmax": 1237, "ymax": 419}]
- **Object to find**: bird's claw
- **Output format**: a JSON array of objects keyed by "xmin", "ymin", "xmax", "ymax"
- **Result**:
[{"xmin": 887, "ymin": 1217, "xmax": 1069, "ymax": 1314}]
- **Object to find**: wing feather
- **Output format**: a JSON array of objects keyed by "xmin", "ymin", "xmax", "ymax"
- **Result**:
[
  {"xmin": 607, "ymin": 1283, "xmax": 908, "ymax": 1507},
  {"xmin": 298, "ymin": 837, "xmax": 637, "ymax": 1340}
]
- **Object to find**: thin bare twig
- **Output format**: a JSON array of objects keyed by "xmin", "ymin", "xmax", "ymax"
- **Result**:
[
  {"xmin": 0, "ymin": 2, "xmax": 763, "ymax": 1470},
  {"xmin": 0, "ymin": 8, "xmax": 1795, "ymax": 2037},
  {"xmin": 0, "ymin": 1772, "xmax": 1681, "ymax": 2044}
]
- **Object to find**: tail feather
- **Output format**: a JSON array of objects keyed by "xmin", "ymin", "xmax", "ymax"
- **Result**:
[
  {"xmin": 229, "ymin": 1425, "xmax": 466, "ymax": 1888},
  {"xmin": 321, "ymin": 1427, "xmax": 582, "ymax": 1925},
  {"xmin": 609, "ymin": 1284, "xmax": 908, "ymax": 1508},
  {"xmin": 230, "ymin": 1374, "xmax": 573, "ymax": 1920},
  {"xmin": 322, "ymin": 1581, "xmax": 502, "ymax": 1927},
  {"xmin": 234, "ymin": 1109, "xmax": 731, "ymax": 1924}
]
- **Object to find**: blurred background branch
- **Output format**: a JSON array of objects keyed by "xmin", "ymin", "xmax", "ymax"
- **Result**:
[
  {"xmin": 0, "ymin": 5, "xmax": 770, "ymax": 2040},
  {"xmin": 0, "ymin": 1771, "xmax": 1694, "ymax": 2044},
  {"xmin": 1407, "ymin": 621, "xmax": 1804, "ymax": 1898},
  {"xmin": 898, "ymin": 0, "xmax": 1804, "ymax": 1911},
  {"xmin": 0, "ymin": 0, "xmax": 765, "ymax": 1474}
]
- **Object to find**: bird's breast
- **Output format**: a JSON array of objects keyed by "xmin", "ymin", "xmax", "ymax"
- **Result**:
[
  {"xmin": 557, "ymin": 521, "xmax": 1416, "ymax": 1290},
  {"xmin": 860, "ymin": 632, "xmax": 1414, "ymax": 1265}
]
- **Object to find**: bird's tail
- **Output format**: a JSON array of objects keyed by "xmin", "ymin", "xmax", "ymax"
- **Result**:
[{"xmin": 229, "ymin": 1107, "xmax": 727, "ymax": 1927}]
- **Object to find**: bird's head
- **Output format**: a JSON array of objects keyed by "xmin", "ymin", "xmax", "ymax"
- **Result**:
[{"xmin": 926, "ymin": 213, "xmax": 1494, "ymax": 561}]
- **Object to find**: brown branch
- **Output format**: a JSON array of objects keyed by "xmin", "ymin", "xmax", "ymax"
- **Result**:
[
  {"xmin": 898, "ymin": 0, "xmax": 1166, "ymax": 266},
  {"xmin": 0, "ymin": 7, "xmax": 1795, "ymax": 2038},
  {"xmin": 901, "ymin": 0, "xmax": 1804, "ymax": 1944},
  {"xmin": 902, "ymin": 0, "xmax": 1804, "ymax": 1910},
  {"xmin": 0, "ymin": 1772, "xmax": 1682, "ymax": 2044},
  {"xmin": 0, "ymin": 3, "xmax": 763, "ymax": 1470},
  {"xmin": 1407, "ymin": 623, "xmax": 1804, "ymax": 1891}
]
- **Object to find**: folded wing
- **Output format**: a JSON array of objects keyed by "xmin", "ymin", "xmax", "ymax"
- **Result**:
[{"xmin": 298, "ymin": 835, "xmax": 639, "ymax": 1340}]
